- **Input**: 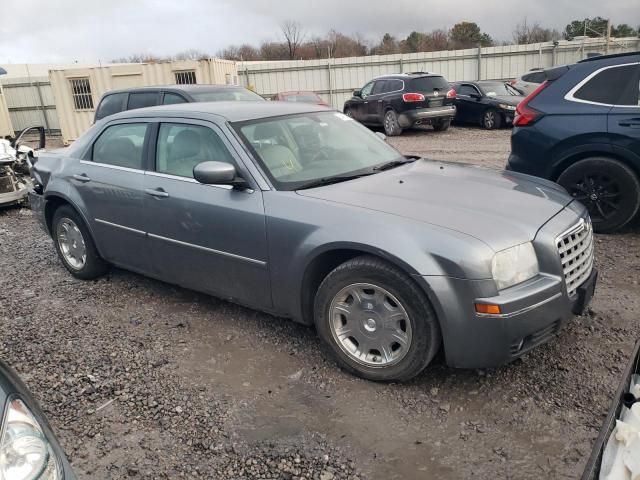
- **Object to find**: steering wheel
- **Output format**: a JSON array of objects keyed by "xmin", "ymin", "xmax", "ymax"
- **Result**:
[{"xmin": 307, "ymin": 148, "xmax": 333, "ymax": 165}]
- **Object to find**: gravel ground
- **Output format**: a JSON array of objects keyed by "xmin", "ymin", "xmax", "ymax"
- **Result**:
[{"xmin": 1, "ymin": 126, "xmax": 639, "ymax": 479}]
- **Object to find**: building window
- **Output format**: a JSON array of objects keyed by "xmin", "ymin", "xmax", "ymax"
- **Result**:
[
  {"xmin": 174, "ymin": 70, "xmax": 197, "ymax": 85},
  {"xmin": 70, "ymin": 78, "xmax": 94, "ymax": 110}
]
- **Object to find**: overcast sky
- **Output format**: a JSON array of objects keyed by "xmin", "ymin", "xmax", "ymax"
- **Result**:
[{"xmin": 2, "ymin": 0, "xmax": 638, "ymax": 63}]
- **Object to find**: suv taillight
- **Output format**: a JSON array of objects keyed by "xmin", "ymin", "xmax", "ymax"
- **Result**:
[
  {"xmin": 402, "ymin": 92, "xmax": 425, "ymax": 102},
  {"xmin": 513, "ymin": 81, "xmax": 548, "ymax": 127},
  {"xmin": 446, "ymin": 89, "xmax": 456, "ymax": 99}
]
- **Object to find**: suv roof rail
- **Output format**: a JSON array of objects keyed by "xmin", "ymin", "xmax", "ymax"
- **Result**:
[
  {"xmin": 577, "ymin": 50, "xmax": 640, "ymax": 63},
  {"xmin": 407, "ymin": 71, "xmax": 430, "ymax": 75}
]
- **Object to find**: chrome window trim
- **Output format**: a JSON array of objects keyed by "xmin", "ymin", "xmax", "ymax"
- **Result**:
[
  {"xmin": 95, "ymin": 218, "xmax": 145, "ymax": 236},
  {"xmin": 147, "ymin": 232, "xmax": 267, "ymax": 267},
  {"xmin": 144, "ymin": 171, "xmax": 240, "ymax": 191},
  {"xmin": 79, "ymin": 160, "xmax": 144, "ymax": 174},
  {"xmin": 564, "ymin": 62, "xmax": 640, "ymax": 108},
  {"xmin": 369, "ymin": 79, "xmax": 405, "ymax": 96}
]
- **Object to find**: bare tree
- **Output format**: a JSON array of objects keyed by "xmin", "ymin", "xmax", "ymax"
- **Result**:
[
  {"xmin": 281, "ymin": 20, "xmax": 305, "ymax": 59},
  {"xmin": 173, "ymin": 49, "xmax": 209, "ymax": 61},
  {"xmin": 513, "ymin": 19, "xmax": 556, "ymax": 44}
]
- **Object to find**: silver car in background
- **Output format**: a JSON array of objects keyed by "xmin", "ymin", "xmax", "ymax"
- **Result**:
[
  {"xmin": 29, "ymin": 102, "xmax": 597, "ymax": 381},
  {"xmin": 510, "ymin": 68, "xmax": 547, "ymax": 96}
]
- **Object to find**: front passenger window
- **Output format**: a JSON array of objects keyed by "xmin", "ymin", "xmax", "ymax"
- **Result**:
[
  {"xmin": 92, "ymin": 123, "xmax": 148, "ymax": 169},
  {"xmin": 156, "ymin": 123, "xmax": 236, "ymax": 178}
]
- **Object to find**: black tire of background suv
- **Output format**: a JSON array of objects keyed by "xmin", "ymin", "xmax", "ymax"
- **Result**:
[
  {"xmin": 383, "ymin": 110, "xmax": 402, "ymax": 136},
  {"xmin": 557, "ymin": 157, "xmax": 640, "ymax": 233},
  {"xmin": 314, "ymin": 255, "xmax": 442, "ymax": 382},
  {"xmin": 52, "ymin": 205, "xmax": 109, "ymax": 280},
  {"xmin": 433, "ymin": 119, "xmax": 451, "ymax": 132}
]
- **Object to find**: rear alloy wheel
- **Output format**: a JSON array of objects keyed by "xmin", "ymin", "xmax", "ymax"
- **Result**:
[
  {"xmin": 557, "ymin": 157, "xmax": 640, "ymax": 233},
  {"xmin": 52, "ymin": 205, "xmax": 108, "ymax": 279},
  {"xmin": 383, "ymin": 110, "xmax": 402, "ymax": 136},
  {"xmin": 314, "ymin": 255, "xmax": 441, "ymax": 382},
  {"xmin": 482, "ymin": 109, "xmax": 502, "ymax": 130}
]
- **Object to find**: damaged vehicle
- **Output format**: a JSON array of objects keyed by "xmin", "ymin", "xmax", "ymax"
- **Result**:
[{"xmin": 0, "ymin": 127, "xmax": 45, "ymax": 207}]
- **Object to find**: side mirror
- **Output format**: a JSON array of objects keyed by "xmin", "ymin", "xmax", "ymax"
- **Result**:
[
  {"xmin": 375, "ymin": 132, "xmax": 387, "ymax": 142},
  {"xmin": 193, "ymin": 161, "xmax": 247, "ymax": 188},
  {"xmin": 353, "ymin": 90, "xmax": 362, "ymax": 98}
]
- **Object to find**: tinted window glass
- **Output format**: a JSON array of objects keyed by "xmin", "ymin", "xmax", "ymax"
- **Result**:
[
  {"xmin": 372, "ymin": 81, "xmax": 387, "ymax": 95},
  {"xmin": 156, "ymin": 123, "xmax": 235, "ymax": 178},
  {"xmin": 163, "ymin": 93, "xmax": 188, "ymax": 105},
  {"xmin": 522, "ymin": 72, "xmax": 545, "ymax": 83},
  {"xmin": 458, "ymin": 84, "xmax": 479, "ymax": 96},
  {"xmin": 410, "ymin": 76, "xmax": 450, "ymax": 92},
  {"xmin": 127, "ymin": 92, "xmax": 159, "ymax": 110},
  {"xmin": 360, "ymin": 82, "xmax": 374, "ymax": 96},
  {"xmin": 387, "ymin": 80, "xmax": 403, "ymax": 92},
  {"xmin": 574, "ymin": 64, "xmax": 639, "ymax": 105},
  {"xmin": 95, "ymin": 93, "xmax": 127, "ymax": 120},
  {"xmin": 93, "ymin": 123, "xmax": 147, "ymax": 169},
  {"xmin": 190, "ymin": 89, "xmax": 264, "ymax": 102}
]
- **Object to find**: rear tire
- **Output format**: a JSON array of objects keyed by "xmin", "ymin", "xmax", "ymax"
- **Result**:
[
  {"xmin": 433, "ymin": 119, "xmax": 451, "ymax": 132},
  {"xmin": 314, "ymin": 255, "xmax": 441, "ymax": 382},
  {"xmin": 52, "ymin": 205, "xmax": 108, "ymax": 279},
  {"xmin": 481, "ymin": 109, "xmax": 501, "ymax": 129},
  {"xmin": 557, "ymin": 157, "xmax": 640, "ymax": 233},
  {"xmin": 383, "ymin": 110, "xmax": 402, "ymax": 136}
]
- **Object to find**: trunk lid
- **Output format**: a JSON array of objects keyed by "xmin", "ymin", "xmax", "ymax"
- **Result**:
[{"xmin": 406, "ymin": 76, "xmax": 454, "ymax": 109}]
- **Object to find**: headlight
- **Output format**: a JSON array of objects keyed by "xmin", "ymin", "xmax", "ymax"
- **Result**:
[
  {"xmin": 491, "ymin": 242, "xmax": 539, "ymax": 290},
  {"xmin": 498, "ymin": 103, "xmax": 516, "ymax": 111},
  {"xmin": 0, "ymin": 398, "xmax": 62, "ymax": 480}
]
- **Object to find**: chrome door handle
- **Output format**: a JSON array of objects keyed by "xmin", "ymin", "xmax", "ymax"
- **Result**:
[
  {"xmin": 145, "ymin": 188, "xmax": 169, "ymax": 198},
  {"xmin": 72, "ymin": 174, "xmax": 91, "ymax": 182},
  {"xmin": 619, "ymin": 119, "xmax": 640, "ymax": 127}
]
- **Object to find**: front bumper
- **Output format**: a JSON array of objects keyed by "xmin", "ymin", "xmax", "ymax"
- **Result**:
[
  {"xmin": 418, "ymin": 203, "xmax": 597, "ymax": 369},
  {"xmin": 0, "ymin": 187, "xmax": 28, "ymax": 206},
  {"xmin": 398, "ymin": 105, "xmax": 456, "ymax": 127}
]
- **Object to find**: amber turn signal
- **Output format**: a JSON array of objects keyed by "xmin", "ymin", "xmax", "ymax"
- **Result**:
[{"xmin": 475, "ymin": 303, "xmax": 502, "ymax": 315}]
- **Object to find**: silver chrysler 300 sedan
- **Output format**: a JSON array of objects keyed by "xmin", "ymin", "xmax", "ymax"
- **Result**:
[{"xmin": 28, "ymin": 101, "xmax": 597, "ymax": 381}]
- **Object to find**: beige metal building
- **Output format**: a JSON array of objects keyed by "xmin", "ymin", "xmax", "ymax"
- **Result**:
[
  {"xmin": 50, "ymin": 59, "xmax": 238, "ymax": 144},
  {"xmin": 0, "ymin": 83, "xmax": 14, "ymax": 138}
]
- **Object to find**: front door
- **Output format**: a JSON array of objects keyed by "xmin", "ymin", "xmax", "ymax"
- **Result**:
[
  {"xmin": 455, "ymin": 84, "xmax": 482, "ymax": 123},
  {"xmin": 142, "ymin": 120, "xmax": 271, "ymax": 309},
  {"xmin": 354, "ymin": 81, "xmax": 375, "ymax": 122},
  {"xmin": 72, "ymin": 120, "xmax": 151, "ymax": 273}
]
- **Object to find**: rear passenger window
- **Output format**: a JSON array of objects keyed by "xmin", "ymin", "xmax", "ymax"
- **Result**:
[
  {"xmin": 92, "ymin": 123, "xmax": 148, "ymax": 169},
  {"xmin": 372, "ymin": 81, "xmax": 387, "ymax": 95},
  {"xmin": 127, "ymin": 92, "xmax": 159, "ymax": 110},
  {"xmin": 95, "ymin": 93, "xmax": 127, "ymax": 120},
  {"xmin": 387, "ymin": 80, "xmax": 403, "ymax": 92},
  {"xmin": 573, "ymin": 64, "xmax": 640, "ymax": 106},
  {"xmin": 156, "ymin": 123, "xmax": 235, "ymax": 178},
  {"xmin": 163, "ymin": 93, "xmax": 188, "ymax": 105}
]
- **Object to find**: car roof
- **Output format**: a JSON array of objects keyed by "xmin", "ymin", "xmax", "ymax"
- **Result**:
[
  {"xmin": 577, "ymin": 50, "xmax": 640, "ymax": 63},
  {"xmin": 277, "ymin": 91, "xmax": 319, "ymax": 95},
  {"xmin": 106, "ymin": 100, "xmax": 332, "ymax": 123},
  {"xmin": 102, "ymin": 84, "xmax": 248, "ymax": 96}
]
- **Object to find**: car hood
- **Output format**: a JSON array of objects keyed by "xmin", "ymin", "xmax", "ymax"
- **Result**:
[
  {"xmin": 297, "ymin": 159, "xmax": 573, "ymax": 252},
  {"xmin": 490, "ymin": 95, "xmax": 523, "ymax": 106}
]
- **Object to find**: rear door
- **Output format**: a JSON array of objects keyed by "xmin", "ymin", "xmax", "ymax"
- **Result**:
[
  {"xmin": 73, "ymin": 120, "xmax": 151, "ymax": 272},
  {"xmin": 406, "ymin": 76, "xmax": 453, "ymax": 110},
  {"xmin": 606, "ymin": 63, "xmax": 640, "ymax": 162}
]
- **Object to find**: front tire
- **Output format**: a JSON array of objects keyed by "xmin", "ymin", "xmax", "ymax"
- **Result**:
[
  {"xmin": 481, "ymin": 109, "xmax": 501, "ymax": 129},
  {"xmin": 314, "ymin": 255, "xmax": 441, "ymax": 382},
  {"xmin": 383, "ymin": 110, "xmax": 402, "ymax": 136},
  {"xmin": 52, "ymin": 205, "xmax": 108, "ymax": 279},
  {"xmin": 557, "ymin": 157, "xmax": 640, "ymax": 233}
]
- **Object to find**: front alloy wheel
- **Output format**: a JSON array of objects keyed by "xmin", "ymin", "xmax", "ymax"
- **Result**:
[
  {"xmin": 314, "ymin": 255, "xmax": 441, "ymax": 382},
  {"xmin": 329, "ymin": 283, "xmax": 412, "ymax": 367}
]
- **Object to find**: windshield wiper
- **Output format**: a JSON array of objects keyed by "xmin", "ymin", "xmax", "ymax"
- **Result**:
[
  {"xmin": 373, "ymin": 156, "xmax": 419, "ymax": 171},
  {"xmin": 296, "ymin": 172, "xmax": 376, "ymax": 190}
]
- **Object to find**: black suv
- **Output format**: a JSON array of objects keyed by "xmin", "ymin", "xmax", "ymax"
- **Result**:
[
  {"xmin": 95, "ymin": 84, "xmax": 264, "ymax": 122},
  {"xmin": 507, "ymin": 51, "xmax": 640, "ymax": 232},
  {"xmin": 343, "ymin": 73, "xmax": 456, "ymax": 136}
]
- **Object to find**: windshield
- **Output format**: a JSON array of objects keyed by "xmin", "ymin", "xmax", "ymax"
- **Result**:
[
  {"xmin": 234, "ymin": 112, "xmax": 403, "ymax": 190},
  {"xmin": 479, "ymin": 83, "xmax": 521, "ymax": 96},
  {"xmin": 190, "ymin": 89, "xmax": 265, "ymax": 102}
]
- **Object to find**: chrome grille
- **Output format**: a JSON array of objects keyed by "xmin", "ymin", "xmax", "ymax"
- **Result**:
[{"xmin": 556, "ymin": 218, "xmax": 594, "ymax": 297}]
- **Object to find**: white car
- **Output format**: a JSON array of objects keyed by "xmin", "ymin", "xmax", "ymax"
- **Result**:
[
  {"xmin": 0, "ymin": 126, "xmax": 44, "ymax": 206},
  {"xmin": 510, "ymin": 69, "xmax": 547, "ymax": 96}
]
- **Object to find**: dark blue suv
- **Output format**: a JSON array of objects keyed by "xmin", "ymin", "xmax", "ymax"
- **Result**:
[{"xmin": 507, "ymin": 52, "xmax": 640, "ymax": 232}]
